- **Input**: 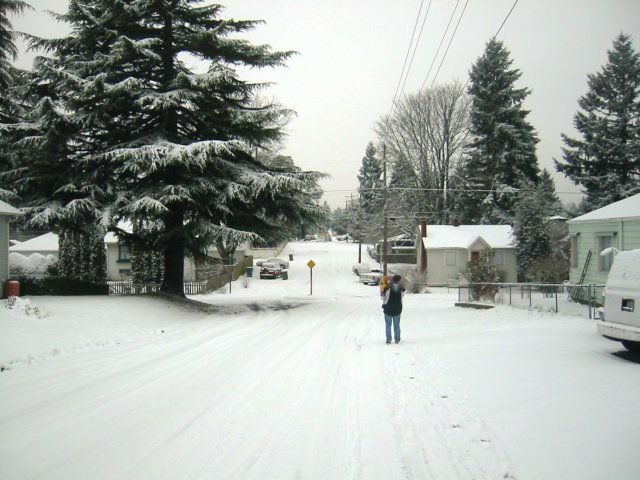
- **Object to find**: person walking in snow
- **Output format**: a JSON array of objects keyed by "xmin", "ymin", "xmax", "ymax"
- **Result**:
[{"xmin": 382, "ymin": 274, "xmax": 406, "ymax": 344}]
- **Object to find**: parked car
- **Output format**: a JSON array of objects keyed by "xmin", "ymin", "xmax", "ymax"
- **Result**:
[
  {"xmin": 352, "ymin": 263, "xmax": 372, "ymax": 276},
  {"xmin": 597, "ymin": 249, "xmax": 640, "ymax": 352},
  {"xmin": 360, "ymin": 268, "xmax": 382, "ymax": 285},
  {"xmin": 260, "ymin": 262, "xmax": 282, "ymax": 279},
  {"xmin": 267, "ymin": 257, "xmax": 289, "ymax": 269},
  {"xmin": 254, "ymin": 258, "xmax": 268, "ymax": 266}
]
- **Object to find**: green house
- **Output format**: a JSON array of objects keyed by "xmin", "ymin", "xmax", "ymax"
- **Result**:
[
  {"xmin": 568, "ymin": 193, "xmax": 640, "ymax": 287},
  {"xmin": 0, "ymin": 200, "xmax": 23, "ymax": 284}
]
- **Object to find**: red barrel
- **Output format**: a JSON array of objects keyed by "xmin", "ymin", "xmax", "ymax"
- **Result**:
[{"xmin": 3, "ymin": 280, "xmax": 20, "ymax": 298}]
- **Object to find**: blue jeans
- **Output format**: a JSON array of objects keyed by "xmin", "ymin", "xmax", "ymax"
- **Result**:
[{"xmin": 384, "ymin": 313, "xmax": 401, "ymax": 343}]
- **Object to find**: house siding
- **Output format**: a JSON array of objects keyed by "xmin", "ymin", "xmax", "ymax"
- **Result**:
[
  {"xmin": 106, "ymin": 243, "xmax": 132, "ymax": 281},
  {"xmin": 1, "ymin": 217, "xmax": 9, "ymax": 282},
  {"xmin": 425, "ymin": 247, "xmax": 517, "ymax": 284},
  {"xmin": 568, "ymin": 219, "xmax": 640, "ymax": 286}
]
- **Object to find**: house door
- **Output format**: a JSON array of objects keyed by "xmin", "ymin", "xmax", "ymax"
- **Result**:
[{"xmin": 471, "ymin": 251, "xmax": 480, "ymax": 263}]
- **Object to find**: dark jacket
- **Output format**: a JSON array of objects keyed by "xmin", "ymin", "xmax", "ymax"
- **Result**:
[{"xmin": 382, "ymin": 282, "xmax": 405, "ymax": 316}]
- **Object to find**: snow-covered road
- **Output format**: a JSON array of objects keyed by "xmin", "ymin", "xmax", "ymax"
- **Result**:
[{"xmin": 1, "ymin": 241, "xmax": 638, "ymax": 479}]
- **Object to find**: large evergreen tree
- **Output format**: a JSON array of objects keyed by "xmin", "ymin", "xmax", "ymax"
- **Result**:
[
  {"xmin": 555, "ymin": 33, "xmax": 640, "ymax": 210},
  {"xmin": 357, "ymin": 142, "xmax": 383, "ymax": 216},
  {"xmin": 538, "ymin": 168, "xmax": 565, "ymax": 217},
  {"xmin": 0, "ymin": 0, "xmax": 29, "ymax": 92},
  {"xmin": 457, "ymin": 39, "xmax": 540, "ymax": 224},
  {"xmin": 5, "ymin": 1, "xmax": 327, "ymax": 296},
  {"xmin": 512, "ymin": 183, "xmax": 553, "ymax": 280},
  {"xmin": 0, "ymin": 0, "xmax": 30, "ymax": 201}
]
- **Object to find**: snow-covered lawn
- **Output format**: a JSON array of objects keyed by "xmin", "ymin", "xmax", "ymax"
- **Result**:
[{"xmin": 1, "ymin": 241, "xmax": 638, "ymax": 480}]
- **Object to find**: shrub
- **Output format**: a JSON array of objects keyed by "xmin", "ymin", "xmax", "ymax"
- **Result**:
[
  {"xmin": 13, "ymin": 277, "xmax": 108, "ymax": 296},
  {"xmin": 465, "ymin": 250, "xmax": 505, "ymax": 301}
]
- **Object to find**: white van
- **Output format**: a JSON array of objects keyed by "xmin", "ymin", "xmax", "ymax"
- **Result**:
[{"xmin": 597, "ymin": 249, "xmax": 640, "ymax": 352}]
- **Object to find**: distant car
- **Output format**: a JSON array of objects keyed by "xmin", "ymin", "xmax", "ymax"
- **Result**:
[
  {"xmin": 260, "ymin": 262, "xmax": 282, "ymax": 279},
  {"xmin": 360, "ymin": 269, "xmax": 382, "ymax": 285},
  {"xmin": 352, "ymin": 263, "xmax": 372, "ymax": 276},
  {"xmin": 254, "ymin": 258, "xmax": 268, "ymax": 266},
  {"xmin": 267, "ymin": 257, "xmax": 289, "ymax": 269}
]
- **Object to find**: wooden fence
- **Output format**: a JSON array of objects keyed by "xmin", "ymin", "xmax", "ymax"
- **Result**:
[{"xmin": 108, "ymin": 256, "xmax": 253, "ymax": 296}]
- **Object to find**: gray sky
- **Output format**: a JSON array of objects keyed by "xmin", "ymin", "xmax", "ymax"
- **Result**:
[{"xmin": 11, "ymin": 0, "xmax": 640, "ymax": 209}]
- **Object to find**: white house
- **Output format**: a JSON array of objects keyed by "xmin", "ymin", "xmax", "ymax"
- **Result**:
[
  {"xmin": 415, "ymin": 220, "xmax": 517, "ymax": 285},
  {"xmin": 1, "ymin": 200, "xmax": 23, "ymax": 284},
  {"xmin": 567, "ymin": 193, "xmax": 640, "ymax": 286},
  {"xmin": 9, "ymin": 232, "xmax": 59, "ymax": 257},
  {"xmin": 9, "ymin": 230, "xmax": 236, "ymax": 282}
]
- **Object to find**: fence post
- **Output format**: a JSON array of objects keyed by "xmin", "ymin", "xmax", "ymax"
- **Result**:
[{"xmin": 509, "ymin": 285, "xmax": 512, "ymax": 306}]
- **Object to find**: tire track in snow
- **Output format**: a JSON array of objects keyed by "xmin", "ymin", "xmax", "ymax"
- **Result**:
[{"xmin": 382, "ymin": 339, "xmax": 516, "ymax": 479}]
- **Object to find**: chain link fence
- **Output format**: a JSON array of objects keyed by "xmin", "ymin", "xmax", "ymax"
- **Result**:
[{"xmin": 456, "ymin": 283, "xmax": 606, "ymax": 318}]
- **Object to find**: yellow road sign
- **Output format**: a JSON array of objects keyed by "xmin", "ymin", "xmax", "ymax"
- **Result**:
[{"xmin": 307, "ymin": 260, "xmax": 316, "ymax": 269}]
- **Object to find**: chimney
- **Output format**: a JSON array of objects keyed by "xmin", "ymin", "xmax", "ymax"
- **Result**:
[
  {"xmin": 420, "ymin": 219, "xmax": 427, "ymax": 238},
  {"xmin": 452, "ymin": 218, "xmax": 460, "ymax": 227}
]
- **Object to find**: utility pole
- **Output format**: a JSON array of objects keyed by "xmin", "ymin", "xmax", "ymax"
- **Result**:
[
  {"xmin": 351, "ymin": 192, "xmax": 362, "ymax": 263},
  {"xmin": 382, "ymin": 144, "xmax": 388, "ymax": 276}
]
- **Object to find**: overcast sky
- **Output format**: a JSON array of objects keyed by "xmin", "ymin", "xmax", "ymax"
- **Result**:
[{"xmin": 11, "ymin": 0, "xmax": 640, "ymax": 209}]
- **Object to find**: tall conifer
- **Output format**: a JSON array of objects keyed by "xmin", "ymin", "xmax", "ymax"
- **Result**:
[
  {"xmin": 457, "ymin": 39, "xmax": 540, "ymax": 224},
  {"xmin": 555, "ymin": 33, "xmax": 640, "ymax": 210},
  {"xmin": 6, "ymin": 1, "xmax": 327, "ymax": 295}
]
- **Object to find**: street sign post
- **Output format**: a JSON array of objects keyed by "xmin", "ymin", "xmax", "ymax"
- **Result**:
[{"xmin": 307, "ymin": 260, "xmax": 316, "ymax": 295}]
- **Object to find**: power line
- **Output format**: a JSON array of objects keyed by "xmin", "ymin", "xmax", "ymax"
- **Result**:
[
  {"xmin": 428, "ymin": 0, "xmax": 470, "ymax": 89},
  {"xmin": 390, "ymin": 0, "xmax": 433, "ymax": 115},
  {"xmin": 390, "ymin": 0, "xmax": 425, "ymax": 112},
  {"xmin": 493, "ymin": 0, "xmax": 519, "ymax": 40},
  {"xmin": 419, "ymin": 0, "xmax": 461, "ymax": 91},
  {"xmin": 463, "ymin": 0, "xmax": 520, "ymax": 90},
  {"xmin": 397, "ymin": 0, "xmax": 433, "ymax": 99}
]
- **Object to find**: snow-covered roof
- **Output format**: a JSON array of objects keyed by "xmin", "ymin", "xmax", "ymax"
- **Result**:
[
  {"xmin": 569, "ymin": 193, "xmax": 640, "ymax": 223},
  {"xmin": 104, "ymin": 222, "xmax": 134, "ymax": 244},
  {"xmin": 419, "ymin": 224, "xmax": 514, "ymax": 250},
  {"xmin": 0, "ymin": 200, "xmax": 23, "ymax": 216},
  {"xmin": 9, "ymin": 232, "xmax": 59, "ymax": 253}
]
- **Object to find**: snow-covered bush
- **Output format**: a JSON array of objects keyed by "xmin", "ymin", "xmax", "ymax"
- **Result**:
[
  {"xmin": 3, "ymin": 296, "xmax": 49, "ymax": 319},
  {"xmin": 465, "ymin": 250, "xmax": 505, "ymax": 302},
  {"xmin": 9, "ymin": 253, "xmax": 58, "ymax": 279}
]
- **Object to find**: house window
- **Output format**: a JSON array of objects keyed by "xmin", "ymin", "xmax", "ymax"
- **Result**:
[
  {"xmin": 471, "ymin": 251, "xmax": 480, "ymax": 263},
  {"xmin": 118, "ymin": 244, "xmax": 131, "ymax": 262},
  {"xmin": 596, "ymin": 234, "xmax": 615, "ymax": 272},
  {"xmin": 570, "ymin": 235, "xmax": 578, "ymax": 268},
  {"xmin": 445, "ymin": 251, "xmax": 457, "ymax": 266},
  {"xmin": 494, "ymin": 250, "xmax": 504, "ymax": 266},
  {"xmin": 118, "ymin": 269, "xmax": 132, "ymax": 278}
]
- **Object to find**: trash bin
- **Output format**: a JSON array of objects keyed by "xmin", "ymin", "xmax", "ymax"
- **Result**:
[
  {"xmin": 282, "ymin": 271, "xmax": 288, "ymax": 280},
  {"xmin": 246, "ymin": 267, "xmax": 253, "ymax": 277},
  {"xmin": 3, "ymin": 280, "xmax": 20, "ymax": 298},
  {"xmin": 288, "ymin": 254, "xmax": 294, "ymax": 261}
]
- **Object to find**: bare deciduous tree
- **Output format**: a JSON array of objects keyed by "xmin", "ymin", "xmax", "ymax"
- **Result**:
[{"xmin": 375, "ymin": 82, "xmax": 471, "ymax": 225}]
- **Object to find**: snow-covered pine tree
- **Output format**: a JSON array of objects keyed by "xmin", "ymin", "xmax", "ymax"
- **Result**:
[
  {"xmin": 512, "ymin": 183, "xmax": 553, "ymax": 281},
  {"xmin": 457, "ymin": 39, "xmax": 540, "ymax": 225},
  {"xmin": 538, "ymin": 168, "xmax": 565, "ymax": 217},
  {"xmin": 555, "ymin": 33, "xmax": 640, "ymax": 210},
  {"xmin": 0, "ymin": 0, "xmax": 31, "ymax": 201},
  {"xmin": 57, "ymin": 228, "xmax": 107, "ymax": 283},
  {"xmin": 0, "ymin": 68, "xmax": 109, "ymax": 284},
  {"xmin": 357, "ymin": 142, "xmax": 383, "ymax": 216},
  {"xmin": 17, "ymin": 1, "xmax": 327, "ymax": 296},
  {"xmin": 0, "ymin": 0, "xmax": 29, "ymax": 93}
]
